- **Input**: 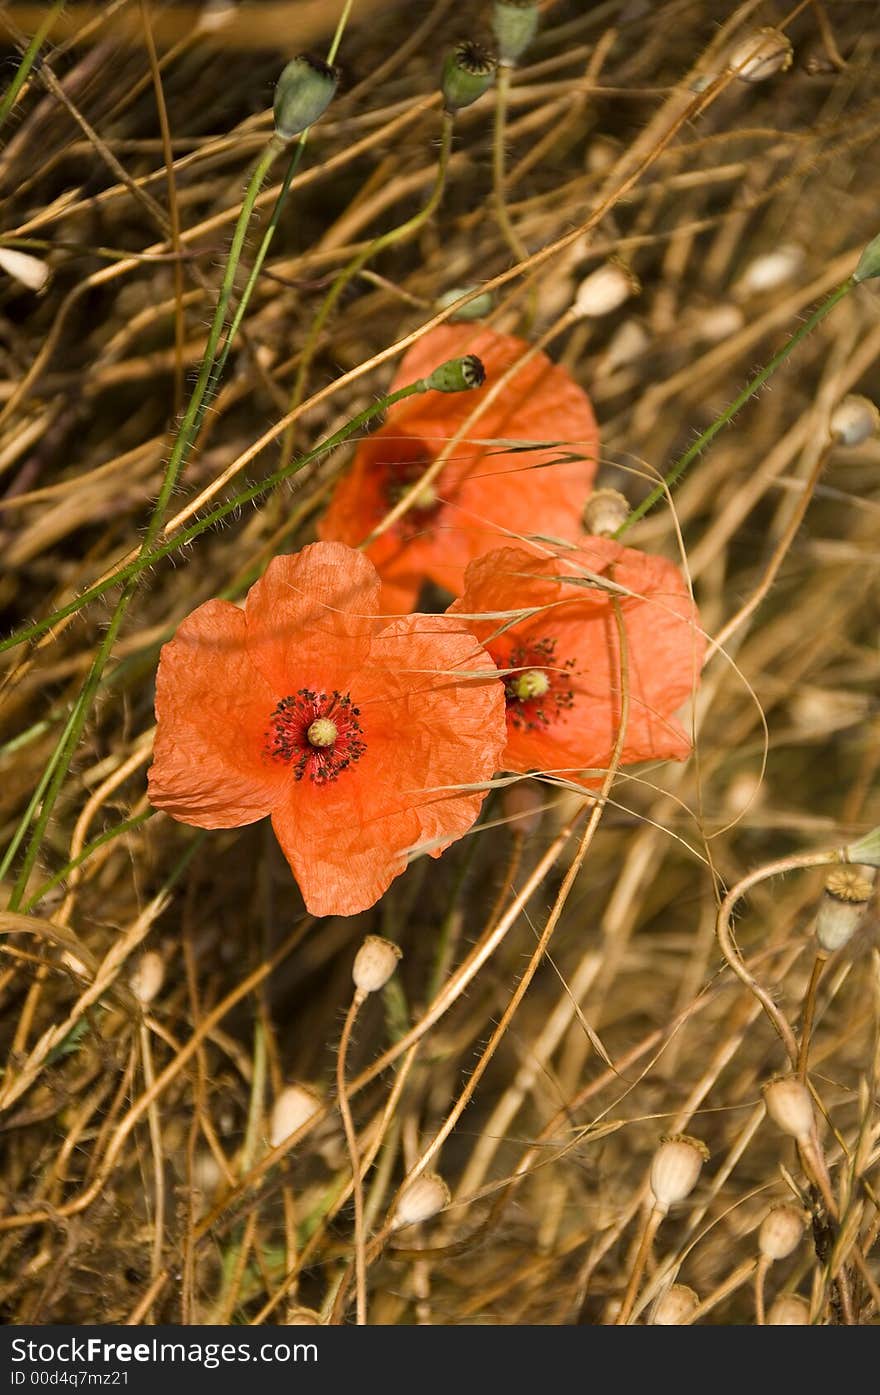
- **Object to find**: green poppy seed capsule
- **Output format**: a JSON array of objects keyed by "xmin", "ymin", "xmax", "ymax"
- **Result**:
[
  {"xmin": 846, "ymin": 826, "xmax": 880, "ymax": 866},
  {"xmin": 435, "ymin": 286, "xmax": 495, "ymax": 320},
  {"xmin": 424, "ymin": 354, "xmax": 486, "ymax": 393},
  {"xmin": 854, "ymin": 232, "xmax": 880, "ymax": 284},
  {"xmin": 441, "ymin": 42, "xmax": 497, "ymax": 112},
  {"xmin": 493, "ymin": 1, "xmax": 541, "ymax": 66},
  {"xmin": 273, "ymin": 54, "xmax": 339, "ymax": 140}
]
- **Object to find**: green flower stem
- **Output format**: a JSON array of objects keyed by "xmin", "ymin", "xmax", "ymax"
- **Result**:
[
  {"xmin": 615, "ymin": 276, "xmax": 856, "ymax": 536},
  {"xmin": 280, "ymin": 110, "xmax": 455, "ymax": 466},
  {"xmin": 22, "ymin": 809, "xmax": 155, "ymax": 913},
  {"xmin": 492, "ymin": 65, "xmax": 528, "ymax": 265},
  {"xmin": 0, "ymin": 0, "xmax": 64, "ymax": 130},
  {"xmin": 1, "ymin": 378, "xmax": 427, "ymax": 658}
]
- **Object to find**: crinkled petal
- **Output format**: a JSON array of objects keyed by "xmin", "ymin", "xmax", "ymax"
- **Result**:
[
  {"xmin": 148, "ymin": 599, "xmax": 289, "ymax": 827},
  {"xmin": 245, "ymin": 542, "xmax": 382, "ymax": 691},
  {"xmin": 270, "ymin": 614, "xmax": 506, "ymax": 916},
  {"xmin": 451, "ymin": 542, "xmax": 704, "ymax": 782}
]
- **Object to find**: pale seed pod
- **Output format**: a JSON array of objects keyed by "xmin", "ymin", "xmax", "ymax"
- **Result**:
[
  {"xmin": 502, "ymin": 780, "xmax": 544, "ymax": 835},
  {"xmin": 727, "ymin": 28, "xmax": 793, "ymax": 83},
  {"xmin": 583, "ymin": 488, "xmax": 630, "ymax": 538},
  {"xmin": 573, "ymin": 263, "xmax": 634, "ymax": 319},
  {"xmin": 601, "ymin": 318, "xmax": 649, "ymax": 373},
  {"xmin": 393, "ymin": 1172, "xmax": 451, "ymax": 1228},
  {"xmin": 736, "ymin": 244, "xmax": 804, "ymax": 298},
  {"xmin": 651, "ymin": 1284, "xmax": 699, "ymax": 1325},
  {"xmin": 130, "ymin": 950, "xmax": 165, "ymax": 1007},
  {"xmin": 269, "ymin": 1083, "xmax": 322, "ymax": 1148},
  {"xmin": 0, "ymin": 246, "xmax": 50, "ymax": 293},
  {"xmin": 492, "ymin": 0, "xmax": 540, "ymax": 66},
  {"xmin": 273, "ymin": 54, "xmax": 339, "ymax": 140},
  {"xmin": 767, "ymin": 1293, "xmax": 810, "ymax": 1325},
  {"xmin": 762, "ymin": 1076, "xmax": 814, "ymax": 1141},
  {"xmin": 424, "ymin": 353, "xmax": 486, "ymax": 393},
  {"xmin": 650, "ymin": 1135, "xmax": 709, "ymax": 1213},
  {"xmin": 691, "ymin": 303, "xmax": 744, "ymax": 344},
  {"xmin": 441, "ymin": 42, "xmax": 497, "ymax": 113},
  {"xmin": 830, "ymin": 394, "xmax": 880, "ymax": 446},
  {"xmin": 353, "ymin": 935, "xmax": 402, "ymax": 999},
  {"xmin": 815, "ymin": 869, "xmax": 873, "ymax": 953},
  {"xmin": 758, "ymin": 1204, "xmax": 806, "ymax": 1261}
]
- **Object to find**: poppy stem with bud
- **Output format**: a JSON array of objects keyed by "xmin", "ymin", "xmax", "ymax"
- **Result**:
[{"xmin": 615, "ymin": 262, "xmax": 868, "ymax": 536}]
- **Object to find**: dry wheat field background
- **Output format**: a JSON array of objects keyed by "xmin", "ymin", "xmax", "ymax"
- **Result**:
[{"xmin": 0, "ymin": 0, "xmax": 879, "ymax": 1327}]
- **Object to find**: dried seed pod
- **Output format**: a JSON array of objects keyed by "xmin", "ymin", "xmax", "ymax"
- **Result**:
[
  {"xmin": 650, "ymin": 1135, "xmax": 709, "ymax": 1212},
  {"xmin": 130, "ymin": 951, "xmax": 165, "ymax": 1007},
  {"xmin": 273, "ymin": 54, "xmax": 339, "ymax": 140},
  {"xmin": 651, "ymin": 1284, "xmax": 699, "ymax": 1325},
  {"xmin": 736, "ymin": 244, "xmax": 804, "ymax": 298},
  {"xmin": 269, "ymin": 1083, "xmax": 322, "ymax": 1148},
  {"xmin": 767, "ymin": 1293, "xmax": 810, "ymax": 1325},
  {"xmin": 352, "ymin": 935, "xmax": 402, "ymax": 999},
  {"xmin": 492, "ymin": 1, "xmax": 540, "ymax": 66},
  {"xmin": 727, "ymin": 28, "xmax": 793, "ymax": 82},
  {"xmin": 583, "ymin": 488, "xmax": 630, "ymax": 538},
  {"xmin": 830, "ymin": 394, "xmax": 880, "ymax": 446},
  {"xmin": 759, "ymin": 1204, "xmax": 806, "ymax": 1261},
  {"xmin": 441, "ymin": 42, "xmax": 497, "ymax": 112},
  {"xmin": 762, "ymin": 1076, "xmax": 814, "ymax": 1141},
  {"xmin": 393, "ymin": 1172, "xmax": 451, "ymax": 1228},
  {"xmin": 573, "ymin": 263, "xmax": 634, "ymax": 319},
  {"xmin": 815, "ymin": 869, "xmax": 873, "ymax": 953},
  {"xmin": 425, "ymin": 354, "xmax": 486, "ymax": 393},
  {"xmin": 0, "ymin": 246, "xmax": 50, "ymax": 292},
  {"xmin": 286, "ymin": 1305, "xmax": 323, "ymax": 1325}
]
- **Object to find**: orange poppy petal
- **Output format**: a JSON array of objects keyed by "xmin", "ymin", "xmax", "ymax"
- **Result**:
[
  {"xmin": 148, "ymin": 599, "xmax": 289, "ymax": 827},
  {"xmin": 270, "ymin": 614, "xmax": 506, "ymax": 917},
  {"xmin": 244, "ymin": 541, "xmax": 382, "ymax": 692},
  {"xmin": 320, "ymin": 325, "xmax": 599, "ymax": 609},
  {"xmin": 451, "ymin": 542, "xmax": 704, "ymax": 783}
]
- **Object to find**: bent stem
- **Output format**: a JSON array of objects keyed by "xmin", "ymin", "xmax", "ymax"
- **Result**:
[
  {"xmin": 617, "ymin": 1205, "xmax": 664, "ymax": 1325},
  {"xmin": 280, "ymin": 110, "xmax": 455, "ymax": 465},
  {"xmin": 797, "ymin": 951, "xmax": 828, "ymax": 1080},
  {"xmin": 616, "ymin": 277, "xmax": 856, "ymax": 535},
  {"xmin": 336, "ymin": 995, "xmax": 368, "ymax": 1325}
]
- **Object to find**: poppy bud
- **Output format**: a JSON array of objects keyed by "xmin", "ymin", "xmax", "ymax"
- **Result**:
[
  {"xmin": 424, "ymin": 354, "xmax": 486, "ymax": 393},
  {"xmin": 762, "ymin": 1076, "xmax": 814, "ymax": 1141},
  {"xmin": 502, "ymin": 780, "xmax": 544, "ymax": 834},
  {"xmin": 650, "ymin": 1135, "xmax": 709, "ymax": 1213},
  {"xmin": 436, "ymin": 286, "xmax": 495, "ymax": 320},
  {"xmin": 767, "ymin": 1293, "xmax": 810, "ymax": 1325},
  {"xmin": 727, "ymin": 28, "xmax": 793, "ymax": 82},
  {"xmin": 269, "ymin": 1083, "xmax": 322, "ymax": 1148},
  {"xmin": 583, "ymin": 488, "xmax": 630, "ymax": 538},
  {"xmin": 758, "ymin": 1204, "xmax": 806, "ymax": 1261},
  {"xmin": 830, "ymin": 394, "xmax": 879, "ymax": 446},
  {"xmin": 854, "ymin": 232, "xmax": 880, "ymax": 284},
  {"xmin": 352, "ymin": 935, "xmax": 401, "ymax": 1000},
  {"xmin": 651, "ymin": 1284, "xmax": 699, "ymax": 1325},
  {"xmin": 393, "ymin": 1172, "xmax": 451, "ymax": 1228},
  {"xmin": 130, "ymin": 950, "xmax": 164, "ymax": 1007},
  {"xmin": 815, "ymin": 869, "xmax": 872, "ymax": 953},
  {"xmin": 492, "ymin": 1, "xmax": 540, "ymax": 66},
  {"xmin": 273, "ymin": 54, "xmax": 339, "ymax": 140},
  {"xmin": 441, "ymin": 42, "xmax": 497, "ymax": 112},
  {"xmin": 572, "ymin": 263, "xmax": 634, "ymax": 319}
]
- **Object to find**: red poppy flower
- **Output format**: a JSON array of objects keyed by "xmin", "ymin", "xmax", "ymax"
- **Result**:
[
  {"xmin": 147, "ymin": 542, "xmax": 507, "ymax": 917},
  {"xmin": 319, "ymin": 323, "xmax": 600, "ymax": 613},
  {"xmin": 448, "ymin": 540, "xmax": 704, "ymax": 783}
]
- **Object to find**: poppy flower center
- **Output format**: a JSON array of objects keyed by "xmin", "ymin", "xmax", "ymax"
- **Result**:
[
  {"xmin": 266, "ymin": 689, "xmax": 366, "ymax": 784},
  {"xmin": 378, "ymin": 442, "xmax": 445, "ymax": 539},
  {"xmin": 504, "ymin": 638, "xmax": 576, "ymax": 731}
]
